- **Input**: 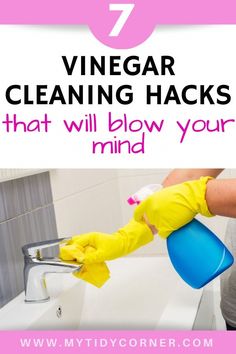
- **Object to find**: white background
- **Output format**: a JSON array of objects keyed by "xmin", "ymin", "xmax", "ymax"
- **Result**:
[{"xmin": 0, "ymin": 25, "xmax": 235, "ymax": 167}]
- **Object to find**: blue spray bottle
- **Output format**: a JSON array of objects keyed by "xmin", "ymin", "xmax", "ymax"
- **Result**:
[{"xmin": 128, "ymin": 184, "xmax": 234, "ymax": 289}]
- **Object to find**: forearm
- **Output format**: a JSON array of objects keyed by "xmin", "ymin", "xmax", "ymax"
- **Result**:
[
  {"xmin": 162, "ymin": 169, "xmax": 236, "ymax": 218},
  {"xmin": 206, "ymin": 179, "xmax": 236, "ymax": 217},
  {"xmin": 162, "ymin": 169, "xmax": 223, "ymax": 187}
]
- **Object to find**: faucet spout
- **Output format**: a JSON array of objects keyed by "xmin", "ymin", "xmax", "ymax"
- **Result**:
[{"xmin": 22, "ymin": 238, "xmax": 81, "ymax": 303}]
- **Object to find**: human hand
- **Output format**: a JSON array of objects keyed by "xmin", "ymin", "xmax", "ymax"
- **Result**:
[
  {"xmin": 134, "ymin": 176, "xmax": 213, "ymax": 238},
  {"xmin": 59, "ymin": 219, "xmax": 154, "ymax": 264}
]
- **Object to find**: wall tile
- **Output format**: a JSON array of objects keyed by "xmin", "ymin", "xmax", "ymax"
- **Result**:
[
  {"xmin": 0, "ymin": 169, "xmax": 48, "ymax": 183},
  {"xmin": 117, "ymin": 169, "xmax": 171, "ymax": 178},
  {"xmin": 0, "ymin": 172, "xmax": 52, "ymax": 223},
  {"xmin": 50, "ymin": 169, "xmax": 117, "ymax": 202},
  {"xmin": 53, "ymin": 179, "xmax": 122, "ymax": 237}
]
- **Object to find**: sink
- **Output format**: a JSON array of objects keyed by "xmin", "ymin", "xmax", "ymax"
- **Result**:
[
  {"xmin": 0, "ymin": 273, "xmax": 85, "ymax": 330},
  {"xmin": 0, "ymin": 256, "xmax": 206, "ymax": 330},
  {"xmin": 79, "ymin": 256, "xmax": 203, "ymax": 330}
]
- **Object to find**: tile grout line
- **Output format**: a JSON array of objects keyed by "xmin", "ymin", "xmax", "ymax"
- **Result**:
[
  {"xmin": 51, "ymin": 172, "xmax": 166, "ymax": 203},
  {"xmin": 51, "ymin": 176, "xmax": 119, "ymax": 203},
  {"xmin": 0, "ymin": 202, "xmax": 55, "ymax": 225}
]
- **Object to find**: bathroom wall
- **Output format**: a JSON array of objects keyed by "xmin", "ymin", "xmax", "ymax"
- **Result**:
[
  {"xmin": 0, "ymin": 172, "xmax": 58, "ymax": 309},
  {"xmin": 49, "ymin": 169, "xmax": 122, "ymax": 237}
]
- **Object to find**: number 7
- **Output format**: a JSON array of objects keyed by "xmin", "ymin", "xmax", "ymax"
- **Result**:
[{"xmin": 109, "ymin": 4, "xmax": 135, "ymax": 37}]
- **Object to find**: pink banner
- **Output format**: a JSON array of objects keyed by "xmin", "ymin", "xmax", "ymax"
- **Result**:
[
  {"xmin": 0, "ymin": 0, "xmax": 236, "ymax": 48},
  {"xmin": 0, "ymin": 330, "xmax": 234, "ymax": 354}
]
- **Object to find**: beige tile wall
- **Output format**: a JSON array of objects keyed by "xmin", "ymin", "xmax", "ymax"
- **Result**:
[{"xmin": 50, "ymin": 169, "xmax": 121, "ymax": 237}]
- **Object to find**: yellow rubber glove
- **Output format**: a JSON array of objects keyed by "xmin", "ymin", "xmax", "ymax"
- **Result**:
[
  {"xmin": 59, "ymin": 244, "xmax": 110, "ymax": 288},
  {"xmin": 60, "ymin": 218, "xmax": 153, "ymax": 265},
  {"xmin": 134, "ymin": 176, "xmax": 214, "ymax": 238}
]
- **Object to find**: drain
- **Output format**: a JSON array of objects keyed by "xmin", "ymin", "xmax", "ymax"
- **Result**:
[{"xmin": 56, "ymin": 306, "xmax": 62, "ymax": 319}]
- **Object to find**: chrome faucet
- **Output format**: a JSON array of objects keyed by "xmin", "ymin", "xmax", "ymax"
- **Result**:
[{"xmin": 22, "ymin": 238, "xmax": 81, "ymax": 303}]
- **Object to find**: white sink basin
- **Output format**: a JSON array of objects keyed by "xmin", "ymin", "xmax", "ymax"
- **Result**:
[
  {"xmin": 0, "ymin": 274, "xmax": 85, "ymax": 330},
  {"xmin": 79, "ymin": 256, "xmax": 203, "ymax": 330},
  {"xmin": 0, "ymin": 256, "xmax": 206, "ymax": 330}
]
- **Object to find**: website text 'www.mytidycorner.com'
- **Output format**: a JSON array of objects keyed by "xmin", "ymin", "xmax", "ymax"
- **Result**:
[{"xmin": 19, "ymin": 335, "xmax": 213, "ymax": 349}]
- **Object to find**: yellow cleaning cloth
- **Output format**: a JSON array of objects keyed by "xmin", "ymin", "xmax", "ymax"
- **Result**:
[{"xmin": 59, "ymin": 243, "xmax": 110, "ymax": 288}]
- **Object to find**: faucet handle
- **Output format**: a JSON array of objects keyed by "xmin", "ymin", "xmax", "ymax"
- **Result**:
[{"xmin": 22, "ymin": 237, "xmax": 70, "ymax": 258}]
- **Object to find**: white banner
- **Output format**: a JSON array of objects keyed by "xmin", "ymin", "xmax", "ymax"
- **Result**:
[{"xmin": 0, "ymin": 25, "xmax": 235, "ymax": 168}]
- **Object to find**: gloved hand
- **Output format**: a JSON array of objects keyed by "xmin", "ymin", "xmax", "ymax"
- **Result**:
[
  {"xmin": 134, "ymin": 176, "xmax": 214, "ymax": 238},
  {"xmin": 59, "ymin": 244, "xmax": 110, "ymax": 288},
  {"xmin": 59, "ymin": 218, "xmax": 153, "ymax": 265}
]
